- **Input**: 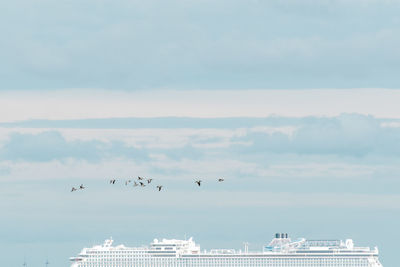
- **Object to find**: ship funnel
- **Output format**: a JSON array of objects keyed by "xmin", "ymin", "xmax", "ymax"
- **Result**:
[
  {"xmin": 274, "ymin": 233, "xmax": 289, "ymax": 239},
  {"xmin": 275, "ymin": 233, "xmax": 290, "ymax": 239}
]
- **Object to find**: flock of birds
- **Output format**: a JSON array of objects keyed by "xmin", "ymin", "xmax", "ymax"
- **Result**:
[{"xmin": 71, "ymin": 177, "xmax": 225, "ymax": 192}]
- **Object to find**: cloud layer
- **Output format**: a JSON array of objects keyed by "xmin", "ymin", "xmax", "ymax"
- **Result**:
[
  {"xmin": 3, "ymin": 89, "xmax": 400, "ymax": 122},
  {"xmin": 0, "ymin": 131, "xmax": 147, "ymax": 162},
  {"xmin": 2, "ymin": 114, "xmax": 400, "ymax": 188}
]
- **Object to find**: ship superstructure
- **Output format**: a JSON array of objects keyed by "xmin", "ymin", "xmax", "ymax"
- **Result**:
[{"xmin": 70, "ymin": 233, "xmax": 383, "ymax": 267}]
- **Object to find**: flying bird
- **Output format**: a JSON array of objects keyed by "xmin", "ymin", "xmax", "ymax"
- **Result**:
[
  {"xmin": 218, "ymin": 178, "xmax": 224, "ymax": 182},
  {"xmin": 147, "ymin": 178, "xmax": 153, "ymax": 184},
  {"xmin": 133, "ymin": 181, "xmax": 138, "ymax": 187},
  {"xmin": 79, "ymin": 184, "xmax": 85, "ymax": 190},
  {"xmin": 138, "ymin": 176, "xmax": 144, "ymax": 180},
  {"xmin": 125, "ymin": 180, "xmax": 131, "ymax": 186},
  {"xmin": 110, "ymin": 179, "xmax": 116, "ymax": 184},
  {"xmin": 139, "ymin": 182, "xmax": 145, "ymax": 187},
  {"xmin": 156, "ymin": 185, "xmax": 163, "ymax": 191},
  {"xmin": 71, "ymin": 187, "xmax": 77, "ymax": 192},
  {"xmin": 195, "ymin": 180, "xmax": 202, "ymax": 187}
]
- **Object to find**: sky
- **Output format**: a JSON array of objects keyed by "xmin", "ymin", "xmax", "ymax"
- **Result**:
[
  {"xmin": 1, "ymin": 0, "xmax": 400, "ymax": 90},
  {"xmin": 1, "ymin": 1, "xmax": 400, "ymax": 267}
]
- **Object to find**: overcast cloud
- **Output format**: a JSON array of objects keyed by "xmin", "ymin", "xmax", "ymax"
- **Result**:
[{"xmin": 1, "ymin": 0, "xmax": 400, "ymax": 90}]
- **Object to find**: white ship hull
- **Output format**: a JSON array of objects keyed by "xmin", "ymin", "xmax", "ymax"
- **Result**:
[{"xmin": 70, "ymin": 233, "xmax": 383, "ymax": 267}]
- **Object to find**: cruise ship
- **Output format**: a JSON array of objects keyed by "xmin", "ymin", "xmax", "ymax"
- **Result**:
[{"xmin": 70, "ymin": 233, "xmax": 383, "ymax": 267}]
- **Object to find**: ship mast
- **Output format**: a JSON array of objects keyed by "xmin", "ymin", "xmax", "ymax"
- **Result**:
[{"xmin": 243, "ymin": 242, "xmax": 249, "ymax": 254}]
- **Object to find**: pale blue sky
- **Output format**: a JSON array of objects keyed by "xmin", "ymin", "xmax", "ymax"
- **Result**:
[
  {"xmin": 1, "ymin": 1, "xmax": 400, "ymax": 266},
  {"xmin": 1, "ymin": 0, "xmax": 400, "ymax": 90}
]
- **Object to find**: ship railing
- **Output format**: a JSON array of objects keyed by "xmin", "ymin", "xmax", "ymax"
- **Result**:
[{"xmin": 209, "ymin": 249, "xmax": 236, "ymax": 254}]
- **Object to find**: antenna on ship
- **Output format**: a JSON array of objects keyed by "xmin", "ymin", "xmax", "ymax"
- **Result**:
[{"xmin": 243, "ymin": 242, "xmax": 249, "ymax": 254}]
